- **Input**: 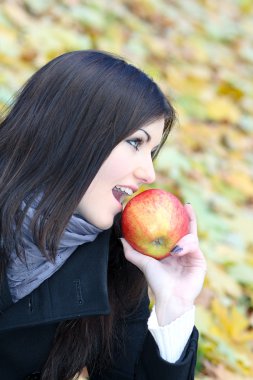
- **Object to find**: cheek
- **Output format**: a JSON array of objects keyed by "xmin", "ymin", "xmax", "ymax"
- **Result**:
[{"xmin": 96, "ymin": 149, "xmax": 128, "ymax": 183}]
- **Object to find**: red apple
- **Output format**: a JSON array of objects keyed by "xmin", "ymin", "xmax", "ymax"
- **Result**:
[{"xmin": 121, "ymin": 189, "xmax": 189, "ymax": 259}]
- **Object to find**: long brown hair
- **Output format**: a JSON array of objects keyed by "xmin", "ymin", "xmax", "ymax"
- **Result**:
[{"xmin": 0, "ymin": 50, "xmax": 176, "ymax": 378}]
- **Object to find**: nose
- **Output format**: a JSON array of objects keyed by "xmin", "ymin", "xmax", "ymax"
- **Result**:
[{"xmin": 134, "ymin": 156, "xmax": 156, "ymax": 184}]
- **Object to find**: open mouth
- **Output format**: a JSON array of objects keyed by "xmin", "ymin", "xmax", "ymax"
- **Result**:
[{"xmin": 112, "ymin": 185, "xmax": 134, "ymax": 205}]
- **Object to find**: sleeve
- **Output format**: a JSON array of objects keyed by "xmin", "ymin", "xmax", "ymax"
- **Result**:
[
  {"xmin": 135, "ymin": 326, "xmax": 199, "ymax": 380},
  {"xmin": 148, "ymin": 305, "xmax": 195, "ymax": 362},
  {"xmin": 90, "ymin": 293, "xmax": 199, "ymax": 380}
]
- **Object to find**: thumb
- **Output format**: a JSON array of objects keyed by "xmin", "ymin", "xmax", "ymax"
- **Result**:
[{"xmin": 120, "ymin": 238, "xmax": 152, "ymax": 271}]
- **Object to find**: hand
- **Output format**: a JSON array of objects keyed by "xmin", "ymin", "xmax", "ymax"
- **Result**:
[{"xmin": 121, "ymin": 203, "xmax": 207, "ymax": 325}]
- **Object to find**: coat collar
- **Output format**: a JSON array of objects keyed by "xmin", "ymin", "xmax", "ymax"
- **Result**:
[{"xmin": 0, "ymin": 229, "xmax": 112, "ymax": 331}]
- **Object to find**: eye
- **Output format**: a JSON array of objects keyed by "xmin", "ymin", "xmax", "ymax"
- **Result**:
[{"xmin": 126, "ymin": 138, "xmax": 144, "ymax": 151}]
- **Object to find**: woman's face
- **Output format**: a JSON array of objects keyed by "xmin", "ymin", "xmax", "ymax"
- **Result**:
[{"xmin": 77, "ymin": 118, "xmax": 165, "ymax": 229}]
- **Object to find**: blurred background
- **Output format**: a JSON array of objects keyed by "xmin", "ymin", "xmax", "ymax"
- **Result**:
[{"xmin": 0, "ymin": 0, "xmax": 252, "ymax": 378}]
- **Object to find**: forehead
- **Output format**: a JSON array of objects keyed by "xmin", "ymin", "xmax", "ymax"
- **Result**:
[{"xmin": 139, "ymin": 118, "xmax": 164, "ymax": 137}]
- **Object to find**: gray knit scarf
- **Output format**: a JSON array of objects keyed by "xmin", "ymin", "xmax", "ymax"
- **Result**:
[{"xmin": 7, "ymin": 204, "xmax": 102, "ymax": 303}]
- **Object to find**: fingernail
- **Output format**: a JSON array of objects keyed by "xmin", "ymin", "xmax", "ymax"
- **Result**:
[{"xmin": 170, "ymin": 245, "xmax": 183, "ymax": 254}]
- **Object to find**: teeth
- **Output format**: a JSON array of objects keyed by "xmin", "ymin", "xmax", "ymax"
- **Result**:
[{"xmin": 114, "ymin": 185, "xmax": 133, "ymax": 196}]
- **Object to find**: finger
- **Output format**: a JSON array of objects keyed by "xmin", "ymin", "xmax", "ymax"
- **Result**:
[
  {"xmin": 184, "ymin": 203, "xmax": 198, "ymax": 236},
  {"xmin": 170, "ymin": 245, "xmax": 206, "ymax": 269},
  {"xmin": 170, "ymin": 234, "xmax": 202, "ymax": 258},
  {"xmin": 170, "ymin": 242, "xmax": 197, "ymax": 257}
]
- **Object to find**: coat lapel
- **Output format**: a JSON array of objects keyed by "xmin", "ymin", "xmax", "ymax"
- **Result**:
[{"xmin": 0, "ymin": 229, "xmax": 111, "ymax": 331}]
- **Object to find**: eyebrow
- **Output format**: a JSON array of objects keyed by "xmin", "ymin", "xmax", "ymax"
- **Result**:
[{"xmin": 139, "ymin": 128, "xmax": 151, "ymax": 142}]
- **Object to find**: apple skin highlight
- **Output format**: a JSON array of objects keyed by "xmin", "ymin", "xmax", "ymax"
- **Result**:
[{"xmin": 121, "ymin": 189, "xmax": 189, "ymax": 259}]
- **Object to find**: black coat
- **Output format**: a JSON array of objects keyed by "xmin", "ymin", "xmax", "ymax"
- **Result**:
[{"xmin": 0, "ymin": 229, "xmax": 199, "ymax": 380}]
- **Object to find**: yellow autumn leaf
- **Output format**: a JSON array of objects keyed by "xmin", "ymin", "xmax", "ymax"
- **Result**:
[
  {"xmin": 1, "ymin": 2, "xmax": 34, "ymax": 28},
  {"xmin": 202, "ymin": 299, "xmax": 253, "ymax": 375},
  {"xmin": 206, "ymin": 261, "xmax": 242, "ymax": 298},
  {"xmin": 223, "ymin": 172, "xmax": 253, "ymax": 197},
  {"xmin": 217, "ymin": 80, "xmax": 244, "ymax": 101},
  {"xmin": 211, "ymin": 299, "xmax": 253, "ymax": 343},
  {"xmin": 205, "ymin": 97, "xmax": 240, "ymax": 123}
]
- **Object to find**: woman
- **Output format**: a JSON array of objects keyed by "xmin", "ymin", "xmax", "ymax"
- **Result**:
[{"xmin": 0, "ymin": 50, "xmax": 206, "ymax": 380}]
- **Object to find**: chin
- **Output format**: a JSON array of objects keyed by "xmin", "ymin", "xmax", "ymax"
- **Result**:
[
  {"xmin": 100, "ymin": 210, "xmax": 123, "ymax": 230},
  {"xmin": 94, "ymin": 217, "xmax": 115, "ymax": 230}
]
